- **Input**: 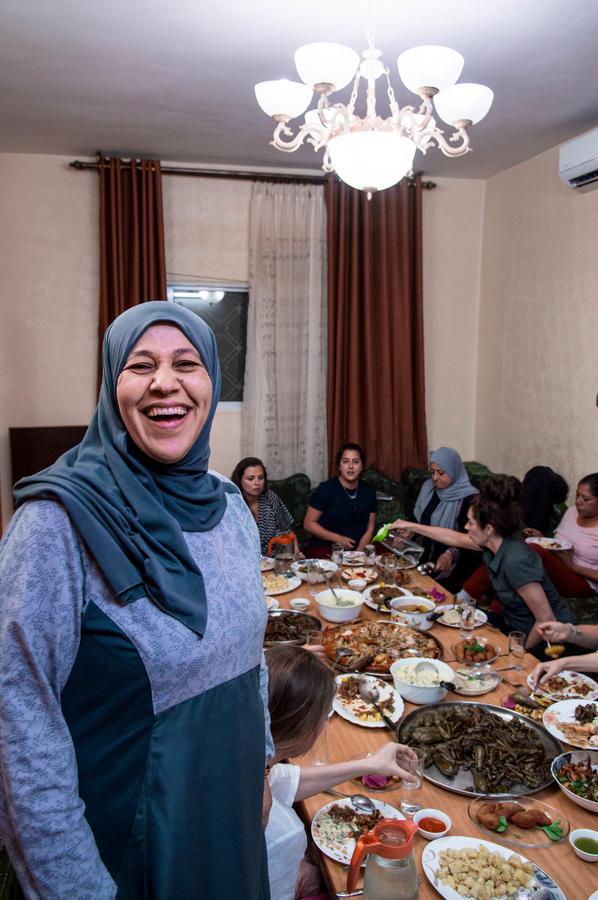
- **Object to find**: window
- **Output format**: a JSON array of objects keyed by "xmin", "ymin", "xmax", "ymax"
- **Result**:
[{"xmin": 167, "ymin": 284, "xmax": 248, "ymax": 403}]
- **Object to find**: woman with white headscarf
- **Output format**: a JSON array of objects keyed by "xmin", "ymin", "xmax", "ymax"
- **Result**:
[{"xmin": 412, "ymin": 447, "xmax": 478, "ymax": 585}]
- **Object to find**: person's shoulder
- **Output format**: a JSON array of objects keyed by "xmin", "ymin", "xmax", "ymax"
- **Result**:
[
  {"xmin": 503, "ymin": 536, "xmax": 540, "ymax": 566},
  {"xmin": 9, "ymin": 499, "xmax": 74, "ymax": 533},
  {"xmin": 1, "ymin": 500, "xmax": 82, "ymax": 561}
]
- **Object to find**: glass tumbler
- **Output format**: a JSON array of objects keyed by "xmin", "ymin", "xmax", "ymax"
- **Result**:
[
  {"xmin": 307, "ymin": 562, "xmax": 322, "ymax": 597},
  {"xmin": 459, "ymin": 601, "xmax": 477, "ymax": 638},
  {"xmin": 508, "ymin": 631, "xmax": 526, "ymax": 670},
  {"xmin": 399, "ymin": 748, "xmax": 424, "ymax": 818},
  {"xmin": 331, "ymin": 543, "xmax": 343, "ymax": 567}
]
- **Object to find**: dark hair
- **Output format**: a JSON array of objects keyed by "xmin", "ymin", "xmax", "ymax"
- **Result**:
[
  {"xmin": 579, "ymin": 473, "xmax": 598, "ymax": 498},
  {"xmin": 266, "ymin": 645, "xmax": 336, "ymax": 757},
  {"xmin": 469, "ymin": 476, "xmax": 523, "ymax": 538},
  {"xmin": 335, "ymin": 442, "xmax": 366, "ymax": 468},
  {"xmin": 231, "ymin": 457, "xmax": 268, "ymax": 494}
]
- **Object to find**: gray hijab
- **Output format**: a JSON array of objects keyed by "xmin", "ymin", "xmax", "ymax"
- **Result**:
[{"xmin": 414, "ymin": 447, "xmax": 476, "ymax": 528}]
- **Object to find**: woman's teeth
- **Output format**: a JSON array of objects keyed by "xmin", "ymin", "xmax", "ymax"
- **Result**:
[{"xmin": 146, "ymin": 406, "xmax": 187, "ymax": 419}]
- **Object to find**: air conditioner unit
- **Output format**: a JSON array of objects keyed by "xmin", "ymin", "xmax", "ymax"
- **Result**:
[{"xmin": 559, "ymin": 127, "xmax": 598, "ymax": 192}]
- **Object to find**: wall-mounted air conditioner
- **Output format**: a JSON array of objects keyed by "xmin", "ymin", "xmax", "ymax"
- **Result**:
[{"xmin": 559, "ymin": 127, "xmax": 598, "ymax": 192}]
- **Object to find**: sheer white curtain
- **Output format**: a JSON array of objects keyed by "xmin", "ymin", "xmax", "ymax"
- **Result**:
[{"xmin": 243, "ymin": 181, "xmax": 327, "ymax": 483}]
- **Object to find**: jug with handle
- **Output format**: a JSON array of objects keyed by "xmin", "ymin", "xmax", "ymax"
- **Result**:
[{"xmin": 347, "ymin": 818, "xmax": 419, "ymax": 900}]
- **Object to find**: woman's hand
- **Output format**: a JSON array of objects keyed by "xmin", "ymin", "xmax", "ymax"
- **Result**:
[
  {"xmin": 537, "ymin": 620, "xmax": 574, "ymax": 643},
  {"xmin": 529, "ymin": 658, "xmax": 565, "ymax": 689},
  {"xmin": 522, "ymin": 527, "xmax": 543, "ymax": 538},
  {"xmin": 434, "ymin": 551, "xmax": 454, "ymax": 576},
  {"xmin": 303, "ymin": 643, "xmax": 328, "ymax": 663},
  {"xmin": 336, "ymin": 535, "xmax": 356, "ymax": 549},
  {"xmin": 362, "ymin": 742, "xmax": 418, "ymax": 780}
]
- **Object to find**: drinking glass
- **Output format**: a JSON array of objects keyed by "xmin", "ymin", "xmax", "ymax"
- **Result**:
[
  {"xmin": 384, "ymin": 556, "xmax": 397, "ymax": 585},
  {"xmin": 331, "ymin": 543, "xmax": 343, "ymax": 567},
  {"xmin": 307, "ymin": 562, "xmax": 322, "ymax": 597},
  {"xmin": 399, "ymin": 748, "xmax": 424, "ymax": 818},
  {"xmin": 508, "ymin": 631, "xmax": 526, "ymax": 670},
  {"xmin": 364, "ymin": 544, "xmax": 376, "ymax": 566},
  {"xmin": 459, "ymin": 600, "xmax": 477, "ymax": 638}
]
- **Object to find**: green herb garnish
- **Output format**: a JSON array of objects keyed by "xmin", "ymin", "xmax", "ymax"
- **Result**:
[
  {"xmin": 495, "ymin": 816, "xmax": 508, "ymax": 833},
  {"xmin": 540, "ymin": 818, "xmax": 563, "ymax": 841},
  {"xmin": 466, "ymin": 639, "xmax": 485, "ymax": 654}
]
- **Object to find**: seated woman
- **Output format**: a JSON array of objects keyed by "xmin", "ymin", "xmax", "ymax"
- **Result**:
[
  {"xmin": 265, "ymin": 644, "xmax": 416, "ymax": 900},
  {"xmin": 303, "ymin": 443, "xmax": 376, "ymax": 556},
  {"xmin": 390, "ymin": 477, "xmax": 572, "ymax": 650},
  {"xmin": 524, "ymin": 472, "xmax": 598, "ymax": 598},
  {"xmin": 410, "ymin": 447, "xmax": 478, "ymax": 589},
  {"xmin": 232, "ymin": 456, "xmax": 296, "ymax": 556},
  {"xmin": 530, "ymin": 620, "xmax": 598, "ymax": 688}
]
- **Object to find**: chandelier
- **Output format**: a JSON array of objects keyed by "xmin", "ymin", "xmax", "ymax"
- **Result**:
[{"xmin": 255, "ymin": 26, "xmax": 493, "ymax": 197}]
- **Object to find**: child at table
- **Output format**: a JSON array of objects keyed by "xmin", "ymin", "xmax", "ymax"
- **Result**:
[{"xmin": 265, "ymin": 645, "xmax": 417, "ymax": 900}]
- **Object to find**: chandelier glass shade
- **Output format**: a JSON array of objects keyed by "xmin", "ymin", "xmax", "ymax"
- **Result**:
[{"xmin": 255, "ymin": 31, "xmax": 493, "ymax": 197}]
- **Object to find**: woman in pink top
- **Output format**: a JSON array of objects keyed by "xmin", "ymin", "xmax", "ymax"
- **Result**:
[{"xmin": 527, "ymin": 473, "xmax": 598, "ymax": 597}]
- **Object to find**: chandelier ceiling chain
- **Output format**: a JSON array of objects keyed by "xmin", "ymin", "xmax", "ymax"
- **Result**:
[{"xmin": 255, "ymin": 18, "xmax": 493, "ymax": 197}]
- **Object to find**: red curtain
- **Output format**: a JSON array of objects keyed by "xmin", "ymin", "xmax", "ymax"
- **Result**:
[
  {"xmin": 325, "ymin": 176, "xmax": 427, "ymax": 480},
  {"xmin": 98, "ymin": 156, "xmax": 167, "ymax": 383}
]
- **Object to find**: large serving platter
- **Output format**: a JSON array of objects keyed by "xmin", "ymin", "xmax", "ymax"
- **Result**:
[
  {"xmin": 397, "ymin": 701, "xmax": 562, "ymax": 797},
  {"xmin": 421, "ymin": 835, "xmax": 565, "ymax": 900},
  {"xmin": 264, "ymin": 609, "xmax": 321, "ymax": 646},
  {"xmin": 322, "ymin": 620, "xmax": 444, "ymax": 679}
]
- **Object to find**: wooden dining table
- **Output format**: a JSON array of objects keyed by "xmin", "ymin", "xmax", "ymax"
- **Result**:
[{"xmin": 269, "ymin": 564, "xmax": 598, "ymax": 899}]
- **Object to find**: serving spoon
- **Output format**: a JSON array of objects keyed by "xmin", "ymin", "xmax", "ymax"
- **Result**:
[
  {"xmin": 324, "ymin": 788, "xmax": 376, "ymax": 815},
  {"xmin": 357, "ymin": 680, "xmax": 398, "ymax": 732}
]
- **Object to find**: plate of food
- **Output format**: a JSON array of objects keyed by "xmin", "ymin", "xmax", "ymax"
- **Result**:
[
  {"xmin": 421, "ymin": 835, "xmax": 565, "ymax": 900},
  {"xmin": 342, "ymin": 551, "xmax": 366, "ymax": 566},
  {"xmin": 363, "ymin": 584, "xmax": 414, "ymax": 612},
  {"xmin": 525, "ymin": 536, "xmax": 572, "ymax": 551},
  {"xmin": 311, "ymin": 797, "xmax": 403, "ymax": 865},
  {"xmin": 398, "ymin": 702, "xmax": 561, "ymax": 796},
  {"xmin": 341, "ymin": 566, "xmax": 378, "ymax": 583},
  {"xmin": 434, "ymin": 604, "xmax": 488, "ymax": 628},
  {"xmin": 468, "ymin": 796, "xmax": 569, "ymax": 849},
  {"xmin": 264, "ymin": 609, "xmax": 321, "ymax": 646},
  {"xmin": 543, "ymin": 698, "xmax": 598, "ymax": 748},
  {"xmin": 452, "ymin": 668, "xmax": 502, "ymax": 696},
  {"xmin": 322, "ymin": 620, "xmax": 443, "ymax": 677},
  {"xmin": 527, "ymin": 669, "xmax": 598, "ymax": 702},
  {"xmin": 261, "ymin": 572, "xmax": 302, "ymax": 595},
  {"xmin": 265, "ymin": 596, "xmax": 279, "ymax": 611},
  {"xmin": 551, "ymin": 749, "xmax": 598, "ymax": 812},
  {"xmin": 333, "ymin": 674, "xmax": 404, "ymax": 728},
  {"xmin": 260, "ymin": 556, "xmax": 275, "ymax": 572},
  {"xmin": 290, "ymin": 559, "xmax": 338, "ymax": 583},
  {"xmin": 501, "ymin": 691, "xmax": 553, "ymax": 722}
]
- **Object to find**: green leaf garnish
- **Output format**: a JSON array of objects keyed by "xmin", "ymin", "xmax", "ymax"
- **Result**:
[
  {"xmin": 495, "ymin": 815, "xmax": 508, "ymax": 833},
  {"xmin": 539, "ymin": 818, "xmax": 563, "ymax": 841}
]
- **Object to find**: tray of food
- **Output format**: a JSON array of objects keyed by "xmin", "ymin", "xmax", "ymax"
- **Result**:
[
  {"xmin": 468, "ymin": 795, "xmax": 568, "ymax": 848},
  {"xmin": 322, "ymin": 620, "xmax": 443, "ymax": 677},
  {"xmin": 525, "ymin": 536, "xmax": 572, "ymax": 551},
  {"xmin": 527, "ymin": 669, "xmax": 598, "ymax": 702},
  {"xmin": 264, "ymin": 609, "xmax": 321, "ymax": 646},
  {"xmin": 543, "ymin": 698, "xmax": 598, "ymax": 748},
  {"xmin": 397, "ymin": 701, "xmax": 561, "ymax": 796},
  {"xmin": 452, "ymin": 668, "xmax": 502, "ymax": 696}
]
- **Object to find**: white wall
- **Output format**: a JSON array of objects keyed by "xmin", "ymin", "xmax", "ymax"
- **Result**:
[
  {"xmin": 0, "ymin": 153, "xmax": 486, "ymax": 526},
  {"xmin": 475, "ymin": 145, "xmax": 598, "ymax": 491}
]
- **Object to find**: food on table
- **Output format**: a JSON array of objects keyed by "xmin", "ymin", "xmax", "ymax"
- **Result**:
[
  {"xmin": 454, "ymin": 638, "xmax": 497, "ymax": 663},
  {"xmin": 370, "ymin": 585, "xmax": 405, "ymax": 609},
  {"xmin": 435, "ymin": 846, "xmax": 533, "ymax": 898},
  {"xmin": 317, "ymin": 589, "xmax": 361, "ymax": 608},
  {"xmin": 264, "ymin": 611, "xmax": 320, "ymax": 644},
  {"xmin": 536, "ymin": 672, "xmax": 595, "ymax": 699},
  {"xmin": 556, "ymin": 703, "xmax": 598, "ymax": 747},
  {"xmin": 262, "ymin": 572, "xmax": 293, "ymax": 593},
  {"xmin": 417, "ymin": 816, "xmax": 446, "ymax": 833},
  {"xmin": 437, "ymin": 606, "xmax": 462, "ymax": 625},
  {"xmin": 412, "ymin": 586, "xmax": 446, "ymax": 601},
  {"xmin": 323, "ymin": 620, "xmax": 442, "ymax": 674},
  {"xmin": 576, "ymin": 701, "xmax": 597, "ymax": 724},
  {"xmin": 395, "ymin": 603, "xmax": 431, "ymax": 614},
  {"xmin": 358, "ymin": 773, "xmax": 401, "ymax": 789},
  {"xmin": 502, "ymin": 691, "xmax": 552, "ymax": 721},
  {"xmin": 393, "ymin": 664, "xmax": 444, "ymax": 688},
  {"xmin": 556, "ymin": 756, "xmax": 598, "ymax": 802},
  {"xmin": 260, "ymin": 557, "xmax": 274, "ymax": 572},
  {"xmin": 342, "ymin": 551, "xmax": 365, "ymax": 565},
  {"xmin": 544, "ymin": 643, "xmax": 566, "ymax": 658},
  {"xmin": 314, "ymin": 803, "xmax": 383, "ymax": 844},
  {"xmin": 573, "ymin": 835, "xmax": 598, "ymax": 854},
  {"xmin": 453, "ymin": 669, "xmax": 499, "ymax": 695},
  {"xmin": 341, "ymin": 566, "xmax": 377, "ymax": 582},
  {"xmin": 401, "ymin": 704, "xmax": 552, "ymax": 793},
  {"xmin": 336, "ymin": 675, "xmax": 396, "ymax": 723},
  {"xmin": 472, "ymin": 798, "xmax": 564, "ymax": 843}
]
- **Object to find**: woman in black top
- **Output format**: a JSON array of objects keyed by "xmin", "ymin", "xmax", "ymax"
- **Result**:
[{"xmin": 303, "ymin": 443, "xmax": 377, "ymax": 556}]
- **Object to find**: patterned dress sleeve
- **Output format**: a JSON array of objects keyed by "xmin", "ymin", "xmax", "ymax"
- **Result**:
[{"xmin": 0, "ymin": 501, "xmax": 117, "ymax": 899}]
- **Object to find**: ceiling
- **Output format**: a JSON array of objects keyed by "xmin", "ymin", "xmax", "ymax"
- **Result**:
[{"xmin": 2, "ymin": 0, "xmax": 598, "ymax": 179}]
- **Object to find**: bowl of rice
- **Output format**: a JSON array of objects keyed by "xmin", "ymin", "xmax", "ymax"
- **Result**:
[
  {"xmin": 314, "ymin": 588, "xmax": 364, "ymax": 623},
  {"xmin": 389, "ymin": 657, "xmax": 455, "ymax": 704}
]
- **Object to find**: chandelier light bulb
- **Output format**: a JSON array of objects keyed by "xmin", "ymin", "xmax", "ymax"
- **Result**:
[
  {"xmin": 294, "ymin": 42, "xmax": 360, "ymax": 91},
  {"xmin": 397, "ymin": 45, "xmax": 464, "ymax": 94},
  {"xmin": 254, "ymin": 79, "xmax": 313, "ymax": 119},
  {"xmin": 327, "ymin": 131, "xmax": 417, "ymax": 193},
  {"xmin": 434, "ymin": 83, "xmax": 494, "ymax": 125}
]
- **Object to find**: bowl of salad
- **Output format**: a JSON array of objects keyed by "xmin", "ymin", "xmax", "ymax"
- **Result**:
[{"xmin": 551, "ymin": 749, "xmax": 598, "ymax": 813}]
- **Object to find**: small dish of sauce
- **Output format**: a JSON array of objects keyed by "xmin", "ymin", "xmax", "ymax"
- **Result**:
[
  {"xmin": 417, "ymin": 817, "xmax": 446, "ymax": 833},
  {"xmin": 574, "ymin": 837, "xmax": 598, "ymax": 854}
]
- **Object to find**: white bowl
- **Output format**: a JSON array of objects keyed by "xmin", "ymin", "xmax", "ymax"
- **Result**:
[
  {"xmin": 551, "ymin": 750, "xmax": 598, "ymax": 814},
  {"xmin": 290, "ymin": 559, "xmax": 338, "ymax": 583},
  {"xmin": 348, "ymin": 578, "xmax": 367, "ymax": 591},
  {"xmin": 413, "ymin": 808, "xmax": 452, "ymax": 840},
  {"xmin": 289, "ymin": 597, "xmax": 310, "ymax": 611},
  {"xmin": 314, "ymin": 588, "xmax": 364, "ymax": 623},
  {"xmin": 390, "ymin": 596, "xmax": 436, "ymax": 631},
  {"xmin": 569, "ymin": 828, "xmax": 598, "ymax": 862},
  {"xmin": 390, "ymin": 657, "xmax": 455, "ymax": 705}
]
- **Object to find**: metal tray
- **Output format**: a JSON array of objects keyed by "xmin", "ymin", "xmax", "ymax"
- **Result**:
[
  {"xmin": 324, "ymin": 620, "xmax": 444, "ymax": 680},
  {"xmin": 264, "ymin": 608, "xmax": 322, "ymax": 646},
  {"xmin": 397, "ymin": 700, "xmax": 562, "ymax": 797}
]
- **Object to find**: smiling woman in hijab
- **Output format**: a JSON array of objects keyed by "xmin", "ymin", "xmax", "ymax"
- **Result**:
[
  {"xmin": 411, "ymin": 447, "xmax": 478, "ymax": 588},
  {"xmin": 0, "ymin": 303, "xmax": 271, "ymax": 900}
]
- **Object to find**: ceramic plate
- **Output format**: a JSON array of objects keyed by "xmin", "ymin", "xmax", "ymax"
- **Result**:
[
  {"xmin": 434, "ymin": 604, "xmax": 488, "ymax": 629},
  {"xmin": 311, "ymin": 796, "xmax": 403, "ymax": 865},
  {"xmin": 333, "ymin": 674, "xmax": 404, "ymax": 728},
  {"xmin": 452, "ymin": 668, "xmax": 502, "ymax": 696},
  {"xmin": 265, "ymin": 596, "xmax": 279, "ymax": 611},
  {"xmin": 260, "ymin": 556, "xmax": 275, "ymax": 572},
  {"xmin": 341, "ymin": 566, "xmax": 378, "ymax": 583},
  {"xmin": 527, "ymin": 669, "xmax": 598, "ymax": 702},
  {"xmin": 421, "ymin": 835, "xmax": 565, "ymax": 900},
  {"xmin": 468, "ymin": 795, "xmax": 569, "ymax": 849},
  {"xmin": 261, "ymin": 573, "xmax": 302, "ymax": 596},
  {"xmin": 290, "ymin": 559, "xmax": 338, "ymax": 583},
  {"xmin": 362, "ymin": 584, "xmax": 413, "ymax": 611},
  {"xmin": 525, "ymin": 536, "xmax": 572, "ymax": 551},
  {"xmin": 543, "ymin": 698, "xmax": 598, "ymax": 748},
  {"xmin": 342, "ymin": 551, "xmax": 366, "ymax": 566}
]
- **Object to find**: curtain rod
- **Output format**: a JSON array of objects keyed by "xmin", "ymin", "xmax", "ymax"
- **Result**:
[{"xmin": 69, "ymin": 159, "xmax": 437, "ymax": 189}]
